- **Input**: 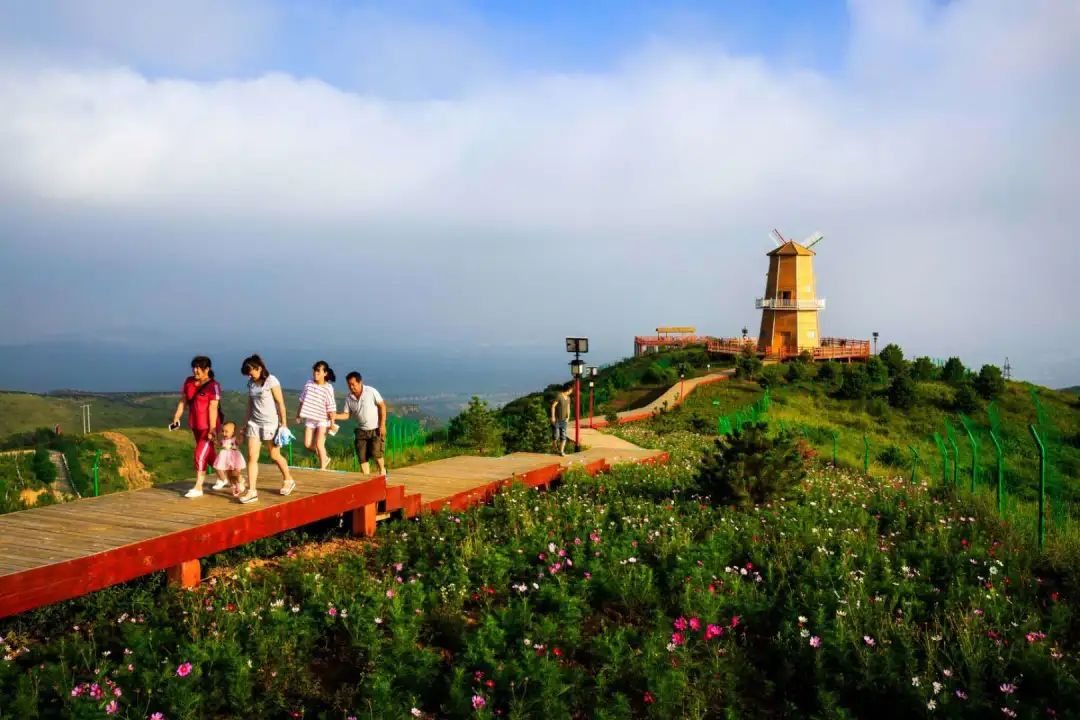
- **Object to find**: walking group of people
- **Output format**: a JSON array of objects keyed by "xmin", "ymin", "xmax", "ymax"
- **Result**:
[{"xmin": 170, "ymin": 355, "xmax": 387, "ymax": 504}]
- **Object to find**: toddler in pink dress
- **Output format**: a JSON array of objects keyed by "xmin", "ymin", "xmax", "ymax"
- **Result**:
[{"xmin": 215, "ymin": 422, "xmax": 247, "ymax": 496}]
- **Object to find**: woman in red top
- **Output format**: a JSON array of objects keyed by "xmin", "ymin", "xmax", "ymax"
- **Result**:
[{"xmin": 169, "ymin": 355, "xmax": 228, "ymax": 498}]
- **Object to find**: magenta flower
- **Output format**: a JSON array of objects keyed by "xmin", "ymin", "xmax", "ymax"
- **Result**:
[
  {"xmin": 150, "ymin": 713, "xmax": 165, "ymax": 720},
  {"xmin": 671, "ymin": 632, "xmax": 685, "ymax": 646},
  {"xmin": 688, "ymin": 617, "xmax": 701, "ymax": 631},
  {"xmin": 999, "ymin": 683, "xmax": 1016, "ymax": 694},
  {"xmin": 386, "ymin": 589, "xmax": 395, "ymax": 598},
  {"xmin": 328, "ymin": 607, "xmax": 338, "ymax": 617},
  {"xmin": 673, "ymin": 616, "xmax": 688, "ymax": 631},
  {"xmin": 471, "ymin": 694, "xmax": 486, "ymax": 710},
  {"xmin": 809, "ymin": 635, "xmax": 822, "ymax": 648},
  {"xmin": 863, "ymin": 635, "xmax": 875, "ymax": 647},
  {"xmin": 105, "ymin": 700, "xmax": 119, "ymax": 714},
  {"xmin": 643, "ymin": 691, "xmax": 655, "ymax": 704},
  {"xmin": 176, "ymin": 662, "xmax": 193, "ymax": 678},
  {"xmin": 705, "ymin": 624, "xmax": 723, "ymax": 640}
]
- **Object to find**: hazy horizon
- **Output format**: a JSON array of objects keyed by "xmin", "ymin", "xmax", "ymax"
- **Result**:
[{"xmin": 2, "ymin": 1, "xmax": 1078, "ymax": 389}]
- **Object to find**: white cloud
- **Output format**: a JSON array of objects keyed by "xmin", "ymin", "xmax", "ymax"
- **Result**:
[{"xmin": 0, "ymin": 0, "xmax": 1078, "ymax": 384}]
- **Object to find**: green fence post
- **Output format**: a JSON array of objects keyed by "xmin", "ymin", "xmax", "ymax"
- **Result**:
[
  {"xmin": 933, "ymin": 433, "xmax": 948, "ymax": 487},
  {"xmin": 959, "ymin": 414, "xmax": 980, "ymax": 493},
  {"xmin": 945, "ymin": 420, "xmax": 960, "ymax": 488},
  {"xmin": 989, "ymin": 430, "xmax": 1004, "ymax": 517},
  {"xmin": 863, "ymin": 435, "xmax": 870, "ymax": 474},
  {"xmin": 831, "ymin": 430, "xmax": 839, "ymax": 466},
  {"xmin": 288, "ymin": 443, "xmax": 294, "ymax": 466},
  {"xmin": 1030, "ymin": 425, "xmax": 1046, "ymax": 550},
  {"xmin": 908, "ymin": 445, "xmax": 920, "ymax": 485},
  {"xmin": 92, "ymin": 450, "xmax": 101, "ymax": 497}
]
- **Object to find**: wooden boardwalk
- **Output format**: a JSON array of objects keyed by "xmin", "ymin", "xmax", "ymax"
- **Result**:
[{"xmin": 0, "ymin": 445, "xmax": 666, "ymax": 618}]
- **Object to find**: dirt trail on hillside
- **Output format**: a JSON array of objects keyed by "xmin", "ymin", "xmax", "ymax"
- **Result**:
[{"xmin": 100, "ymin": 431, "xmax": 153, "ymax": 490}]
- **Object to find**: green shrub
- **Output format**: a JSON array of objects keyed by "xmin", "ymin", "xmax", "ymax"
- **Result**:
[
  {"xmin": 911, "ymin": 356, "xmax": 939, "ymax": 381},
  {"xmin": 878, "ymin": 343, "xmax": 907, "ymax": 378},
  {"xmin": 816, "ymin": 361, "xmax": 841, "ymax": 384},
  {"xmin": 502, "ymin": 397, "xmax": 551, "ymax": 453},
  {"xmin": 952, "ymin": 381, "xmax": 982, "ymax": 413},
  {"xmin": 877, "ymin": 444, "xmax": 906, "ymax": 467},
  {"xmin": 642, "ymin": 362, "xmax": 676, "ymax": 385},
  {"xmin": 887, "ymin": 374, "xmax": 917, "ymax": 409},
  {"xmin": 734, "ymin": 348, "xmax": 762, "ymax": 380},
  {"xmin": 785, "ymin": 360, "xmax": 812, "ymax": 383},
  {"xmin": 942, "ymin": 356, "xmax": 967, "ymax": 385},
  {"xmin": 974, "ymin": 364, "xmax": 1006, "ymax": 400},
  {"xmin": 31, "ymin": 446, "xmax": 55, "ymax": 487},
  {"xmin": 865, "ymin": 356, "xmax": 889, "ymax": 387},
  {"xmin": 756, "ymin": 365, "xmax": 784, "ymax": 389},
  {"xmin": 695, "ymin": 422, "xmax": 806, "ymax": 507},
  {"xmin": 836, "ymin": 364, "xmax": 870, "ymax": 400}
]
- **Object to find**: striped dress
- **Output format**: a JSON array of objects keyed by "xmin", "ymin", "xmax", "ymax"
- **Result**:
[{"xmin": 298, "ymin": 381, "xmax": 336, "ymax": 421}]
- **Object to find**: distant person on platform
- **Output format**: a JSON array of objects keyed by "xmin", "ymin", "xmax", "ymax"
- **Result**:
[
  {"xmin": 550, "ymin": 385, "xmax": 573, "ymax": 456},
  {"xmin": 333, "ymin": 372, "xmax": 387, "ymax": 476},
  {"xmin": 169, "ymin": 355, "xmax": 229, "ymax": 498}
]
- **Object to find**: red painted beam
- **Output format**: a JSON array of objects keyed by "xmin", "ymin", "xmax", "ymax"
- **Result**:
[
  {"xmin": 0, "ymin": 476, "xmax": 386, "ymax": 619},
  {"xmin": 380, "ymin": 485, "xmax": 405, "ymax": 513}
]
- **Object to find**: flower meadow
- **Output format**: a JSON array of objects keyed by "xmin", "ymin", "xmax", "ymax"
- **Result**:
[{"xmin": 1, "ymin": 430, "xmax": 1077, "ymax": 719}]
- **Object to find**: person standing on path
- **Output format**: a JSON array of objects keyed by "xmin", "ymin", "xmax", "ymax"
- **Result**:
[
  {"xmin": 169, "ymin": 356, "xmax": 229, "ymax": 498},
  {"xmin": 550, "ymin": 384, "xmax": 573, "ymax": 456},
  {"xmin": 239, "ymin": 354, "xmax": 294, "ymax": 502},
  {"xmin": 296, "ymin": 360, "xmax": 337, "ymax": 471},
  {"xmin": 333, "ymin": 372, "xmax": 387, "ymax": 475}
]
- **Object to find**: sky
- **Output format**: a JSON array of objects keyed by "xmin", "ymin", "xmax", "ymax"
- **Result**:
[{"xmin": 1, "ymin": 0, "xmax": 1078, "ymax": 392}]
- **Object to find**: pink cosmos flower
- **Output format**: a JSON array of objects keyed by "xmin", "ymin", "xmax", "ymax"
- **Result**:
[
  {"xmin": 688, "ymin": 617, "xmax": 701, "ymax": 631},
  {"xmin": 730, "ymin": 615, "xmax": 741, "ymax": 628},
  {"xmin": 105, "ymin": 700, "xmax": 119, "ymax": 714},
  {"xmin": 809, "ymin": 636, "xmax": 822, "ymax": 648},
  {"xmin": 471, "ymin": 695, "xmax": 486, "ymax": 710},
  {"xmin": 328, "ymin": 607, "xmax": 338, "ymax": 617},
  {"xmin": 150, "ymin": 713, "xmax": 165, "ymax": 720},
  {"xmin": 705, "ymin": 624, "xmax": 723, "ymax": 640},
  {"xmin": 176, "ymin": 662, "xmax": 193, "ymax": 677},
  {"xmin": 955, "ymin": 690, "xmax": 968, "ymax": 700},
  {"xmin": 671, "ymin": 632, "xmax": 685, "ymax": 646},
  {"xmin": 999, "ymin": 683, "xmax": 1016, "ymax": 694},
  {"xmin": 643, "ymin": 691, "xmax": 655, "ymax": 704},
  {"xmin": 386, "ymin": 589, "xmax": 395, "ymax": 598},
  {"xmin": 673, "ymin": 617, "xmax": 688, "ymax": 631},
  {"xmin": 863, "ymin": 636, "xmax": 875, "ymax": 647}
]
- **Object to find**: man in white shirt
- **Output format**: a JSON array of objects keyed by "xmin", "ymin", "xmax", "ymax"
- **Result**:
[{"xmin": 333, "ymin": 372, "xmax": 388, "ymax": 475}]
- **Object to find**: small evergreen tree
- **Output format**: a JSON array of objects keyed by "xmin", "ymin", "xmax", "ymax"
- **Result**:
[
  {"xmin": 974, "ymin": 364, "xmax": 1006, "ymax": 400},
  {"xmin": 911, "ymin": 356, "xmax": 938, "ymax": 381},
  {"xmin": 878, "ymin": 343, "xmax": 907, "ymax": 378},
  {"xmin": 757, "ymin": 364, "xmax": 784, "ymax": 388},
  {"xmin": 448, "ymin": 397, "xmax": 504, "ymax": 454},
  {"xmin": 887, "ymin": 373, "xmax": 917, "ymax": 409},
  {"xmin": 865, "ymin": 356, "xmax": 889, "ymax": 387},
  {"xmin": 785, "ymin": 360, "xmax": 812, "ymax": 382},
  {"xmin": 502, "ymin": 397, "xmax": 552, "ymax": 453},
  {"xmin": 735, "ymin": 347, "xmax": 762, "ymax": 380},
  {"xmin": 696, "ymin": 423, "xmax": 806, "ymax": 507},
  {"xmin": 942, "ymin": 357, "xmax": 967, "ymax": 386}
]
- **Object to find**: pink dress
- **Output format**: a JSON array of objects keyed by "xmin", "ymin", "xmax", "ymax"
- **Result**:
[{"xmin": 215, "ymin": 437, "xmax": 247, "ymax": 472}]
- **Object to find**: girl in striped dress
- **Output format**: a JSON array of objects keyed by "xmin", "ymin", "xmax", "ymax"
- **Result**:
[{"xmin": 295, "ymin": 360, "xmax": 337, "ymax": 472}]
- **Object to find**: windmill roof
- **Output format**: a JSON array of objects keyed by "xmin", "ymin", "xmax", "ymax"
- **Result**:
[{"xmin": 767, "ymin": 241, "xmax": 815, "ymax": 257}]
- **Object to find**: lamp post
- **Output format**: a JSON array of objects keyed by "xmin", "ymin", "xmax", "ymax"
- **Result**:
[
  {"xmin": 872, "ymin": 331, "xmax": 879, "ymax": 356},
  {"xmin": 587, "ymin": 366, "xmax": 597, "ymax": 428},
  {"xmin": 678, "ymin": 363, "xmax": 686, "ymax": 403},
  {"xmin": 566, "ymin": 337, "xmax": 589, "ymax": 453},
  {"xmin": 741, "ymin": 326, "xmax": 748, "ymax": 344}
]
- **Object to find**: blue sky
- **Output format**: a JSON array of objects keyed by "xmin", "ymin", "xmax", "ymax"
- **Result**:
[{"xmin": 0, "ymin": 0, "xmax": 1079, "ymax": 391}]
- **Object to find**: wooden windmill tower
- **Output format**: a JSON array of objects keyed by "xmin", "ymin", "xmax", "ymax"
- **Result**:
[{"xmin": 756, "ymin": 229, "xmax": 826, "ymax": 357}]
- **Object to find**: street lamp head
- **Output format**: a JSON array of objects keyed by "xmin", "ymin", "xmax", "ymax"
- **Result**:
[
  {"xmin": 872, "ymin": 331, "xmax": 879, "ymax": 339},
  {"xmin": 588, "ymin": 366, "xmax": 598, "ymax": 377},
  {"xmin": 741, "ymin": 326, "xmax": 748, "ymax": 339},
  {"xmin": 569, "ymin": 358, "xmax": 586, "ymax": 377}
]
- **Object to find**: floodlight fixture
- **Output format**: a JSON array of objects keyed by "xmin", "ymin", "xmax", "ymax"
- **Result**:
[{"xmin": 566, "ymin": 337, "xmax": 589, "ymax": 354}]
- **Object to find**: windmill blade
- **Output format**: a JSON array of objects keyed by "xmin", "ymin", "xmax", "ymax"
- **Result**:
[
  {"xmin": 804, "ymin": 231, "xmax": 824, "ymax": 248},
  {"xmin": 768, "ymin": 229, "xmax": 785, "ymax": 247}
]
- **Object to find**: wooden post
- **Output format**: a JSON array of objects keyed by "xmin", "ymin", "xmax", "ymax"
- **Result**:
[
  {"xmin": 166, "ymin": 559, "xmax": 200, "ymax": 589},
  {"xmin": 351, "ymin": 503, "xmax": 377, "ymax": 537}
]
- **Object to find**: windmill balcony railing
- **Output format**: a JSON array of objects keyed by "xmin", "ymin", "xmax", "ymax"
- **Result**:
[{"xmin": 755, "ymin": 298, "xmax": 826, "ymax": 310}]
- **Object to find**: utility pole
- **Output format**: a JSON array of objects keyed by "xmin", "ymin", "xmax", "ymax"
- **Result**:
[
  {"xmin": 1003, "ymin": 357, "xmax": 1012, "ymax": 380},
  {"xmin": 81, "ymin": 403, "xmax": 92, "ymax": 434}
]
